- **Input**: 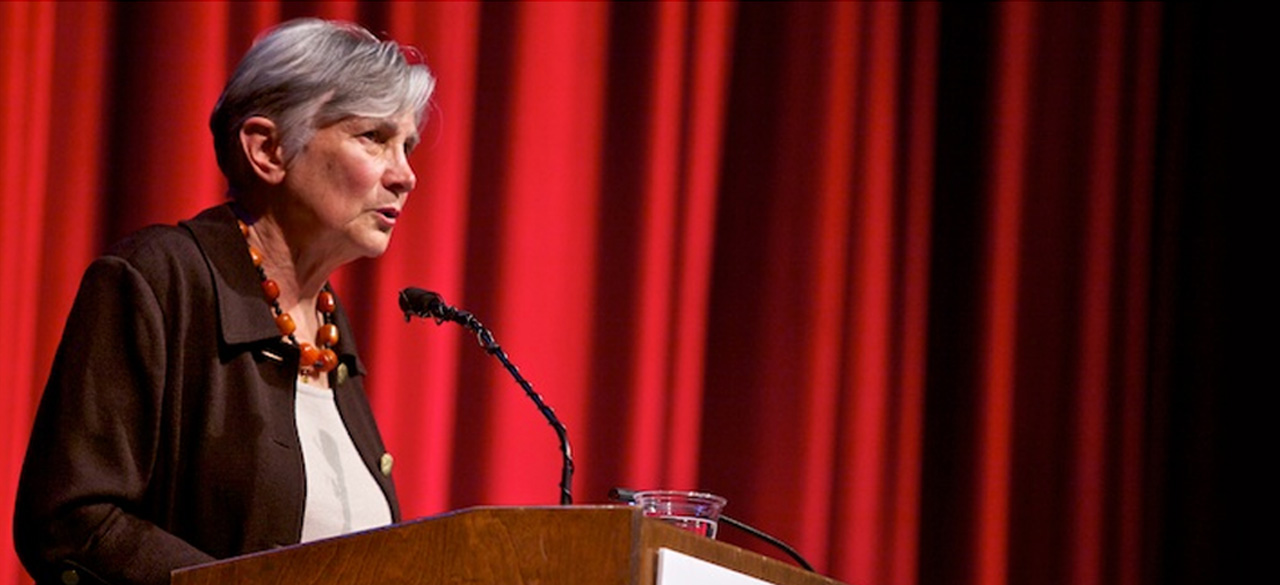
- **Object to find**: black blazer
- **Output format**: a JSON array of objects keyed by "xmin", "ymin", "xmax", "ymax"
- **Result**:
[{"xmin": 14, "ymin": 204, "xmax": 399, "ymax": 585}]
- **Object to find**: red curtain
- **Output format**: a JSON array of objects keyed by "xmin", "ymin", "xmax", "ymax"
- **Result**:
[{"xmin": 0, "ymin": 2, "xmax": 1235, "ymax": 585}]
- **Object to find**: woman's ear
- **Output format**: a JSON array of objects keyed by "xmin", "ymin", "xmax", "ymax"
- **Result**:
[{"xmin": 239, "ymin": 116, "xmax": 286, "ymax": 185}]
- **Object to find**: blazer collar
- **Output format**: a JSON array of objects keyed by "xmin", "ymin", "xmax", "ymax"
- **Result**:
[{"xmin": 180, "ymin": 203, "xmax": 366, "ymax": 376}]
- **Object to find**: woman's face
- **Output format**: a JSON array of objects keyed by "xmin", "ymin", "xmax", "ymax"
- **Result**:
[{"xmin": 280, "ymin": 111, "xmax": 419, "ymax": 260}]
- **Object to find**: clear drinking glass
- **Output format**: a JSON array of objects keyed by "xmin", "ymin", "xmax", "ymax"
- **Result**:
[{"xmin": 632, "ymin": 490, "xmax": 728, "ymax": 539}]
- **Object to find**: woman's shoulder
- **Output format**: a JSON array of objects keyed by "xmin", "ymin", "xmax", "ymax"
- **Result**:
[
  {"xmin": 93, "ymin": 205, "xmax": 237, "ymax": 290},
  {"xmin": 101, "ymin": 223, "xmax": 204, "ymax": 279}
]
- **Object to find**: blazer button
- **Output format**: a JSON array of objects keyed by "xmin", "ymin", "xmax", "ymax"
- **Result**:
[
  {"xmin": 61, "ymin": 569, "xmax": 79, "ymax": 585},
  {"xmin": 380, "ymin": 452, "xmax": 394, "ymax": 477},
  {"xmin": 336, "ymin": 363, "xmax": 349, "ymax": 386}
]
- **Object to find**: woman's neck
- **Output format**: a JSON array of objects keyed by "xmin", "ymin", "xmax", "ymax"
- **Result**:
[
  {"xmin": 245, "ymin": 215, "xmax": 330, "ymax": 307},
  {"xmin": 232, "ymin": 195, "xmax": 344, "ymax": 307}
]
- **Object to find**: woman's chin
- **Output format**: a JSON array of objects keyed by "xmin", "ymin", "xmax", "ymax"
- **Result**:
[{"xmin": 360, "ymin": 233, "xmax": 395, "ymax": 258}]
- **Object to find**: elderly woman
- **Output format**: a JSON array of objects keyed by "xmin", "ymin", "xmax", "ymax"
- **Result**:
[{"xmin": 14, "ymin": 19, "xmax": 434, "ymax": 585}]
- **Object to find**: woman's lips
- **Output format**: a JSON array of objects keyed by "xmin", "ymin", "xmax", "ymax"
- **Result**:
[{"xmin": 376, "ymin": 207, "xmax": 401, "ymax": 226}]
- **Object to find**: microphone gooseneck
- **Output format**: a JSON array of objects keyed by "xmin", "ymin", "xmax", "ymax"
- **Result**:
[
  {"xmin": 399, "ymin": 287, "xmax": 575, "ymax": 506},
  {"xmin": 608, "ymin": 487, "xmax": 816, "ymax": 572}
]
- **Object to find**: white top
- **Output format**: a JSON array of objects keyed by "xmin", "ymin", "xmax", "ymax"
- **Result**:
[{"xmin": 295, "ymin": 380, "xmax": 393, "ymax": 542}]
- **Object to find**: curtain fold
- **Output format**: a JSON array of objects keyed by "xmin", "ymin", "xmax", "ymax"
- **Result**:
[
  {"xmin": 1, "ymin": 9, "xmax": 55, "ymax": 585},
  {"xmin": 1, "ymin": 2, "xmax": 1231, "ymax": 585}
]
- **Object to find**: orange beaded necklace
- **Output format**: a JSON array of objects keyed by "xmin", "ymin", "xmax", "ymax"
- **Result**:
[{"xmin": 239, "ymin": 220, "xmax": 339, "ymax": 378}]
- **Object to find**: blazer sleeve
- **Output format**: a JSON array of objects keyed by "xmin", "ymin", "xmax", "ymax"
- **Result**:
[{"xmin": 13, "ymin": 256, "xmax": 215, "ymax": 585}]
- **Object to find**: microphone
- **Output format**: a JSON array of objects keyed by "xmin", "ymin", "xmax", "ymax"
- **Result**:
[
  {"xmin": 398, "ymin": 287, "xmax": 447, "ymax": 318},
  {"xmin": 399, "ymin": 287, "xmax": 575, "ymax": 505},
  {"xmin": 398, "ymin": 287, "xmax": 473, "ymax": 327},
  {"xmin": 609, "ymin": 487, "xmax": 816, "ymax": 572}
]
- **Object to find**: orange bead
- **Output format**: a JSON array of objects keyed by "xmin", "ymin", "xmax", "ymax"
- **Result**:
[
  {"xmin": 315, "ymin": 349, "xmax": 339, "ymax": 373},
  {"xmin": 317, "ymin": 291, "xmax": 336, "ymax": 314},
  {"xmin": 249, "ymin": 246, "xmax": 263, "ymax": 268},
  {"xmin": 316, "ymin": 323, "xmax": 339, "ymax": 347},
  {"xmin": 275, "ymin": 312, "xmax": 296, "ymax": 336},
  {"xmin": 238, "ymin": 220, "xmax": 249, "ymax": 237},
  {"xmin": 261, "ymin": 279, "xmax": 280, "ymax": 301},
  {"xmin": 298, "ymin": 343, "xmax": 320, "ymax": 367}
]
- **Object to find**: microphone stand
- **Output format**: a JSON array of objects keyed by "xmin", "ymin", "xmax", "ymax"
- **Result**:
[{"xmin": 402, "ymin": 291, "xmax": 574, "ymax": 505}]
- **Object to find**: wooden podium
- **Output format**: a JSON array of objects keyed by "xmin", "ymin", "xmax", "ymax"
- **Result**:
[{"xmin": 171, "ymin": 506, "xmax": 846, "ymax": 585}]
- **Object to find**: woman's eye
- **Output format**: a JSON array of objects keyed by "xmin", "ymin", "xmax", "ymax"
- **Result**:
[{"xmin": 359, "ymin": 130, "xmax": 385, "ymax": 142}]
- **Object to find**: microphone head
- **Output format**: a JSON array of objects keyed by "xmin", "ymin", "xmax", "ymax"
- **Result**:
[{"xmin": 399, "ymin": 287, "xmax": 445, "ymax": 319}]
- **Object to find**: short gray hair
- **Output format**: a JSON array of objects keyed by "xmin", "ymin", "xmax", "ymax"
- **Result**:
[{"xmin": 210, "ymin": 18, "xmax": 436, "ymax": 189}]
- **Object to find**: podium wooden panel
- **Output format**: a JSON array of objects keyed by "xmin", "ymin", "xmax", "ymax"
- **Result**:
[{"xmin": 171, "ymin": 506, "xmax": 846, "ymax": 585}]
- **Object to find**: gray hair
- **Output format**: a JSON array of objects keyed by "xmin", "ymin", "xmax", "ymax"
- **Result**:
[{"xmin": 210, "ymin": 18, "xmax": 436, "ymax": 189}]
